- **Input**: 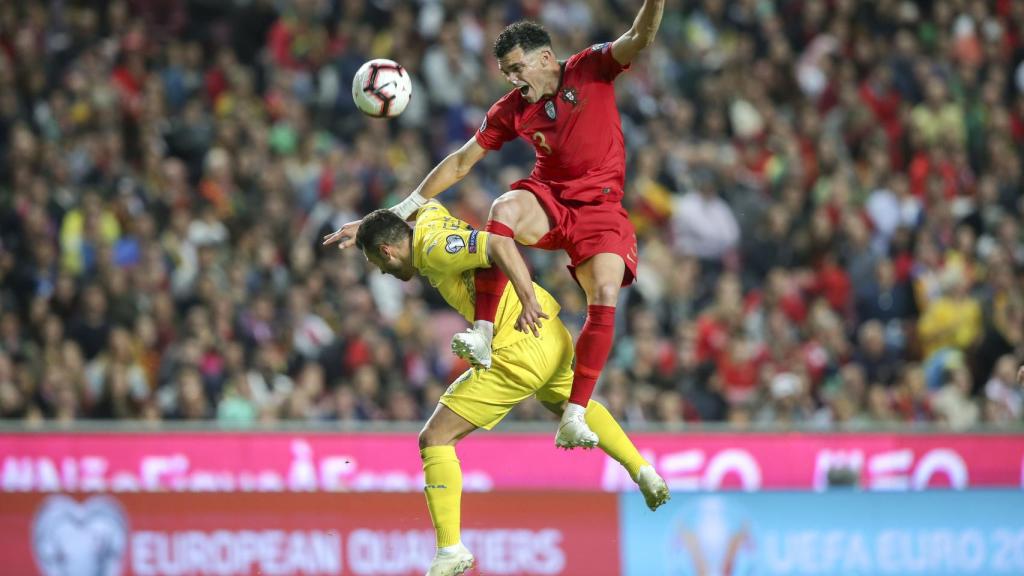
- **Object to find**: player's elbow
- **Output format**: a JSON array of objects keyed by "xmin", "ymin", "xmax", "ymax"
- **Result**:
[
  {"xmin": 453, "ymin": 155, "xmax": 474, "ymax": 180},
  {"xmin": 444, "ymin": 152, "xmax": 470, "ymax": 181},
  {"xmin": 450, "ymin": 141, "xmax": 486, "ymax": 181}
]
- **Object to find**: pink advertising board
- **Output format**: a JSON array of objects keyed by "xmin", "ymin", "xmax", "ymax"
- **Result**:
[{"xmin": 1, "ymin": 432, "xmax": 1021, "ymax": 493}]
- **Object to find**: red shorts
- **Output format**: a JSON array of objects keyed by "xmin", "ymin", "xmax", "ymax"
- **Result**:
[{"xmin": 512, "ymin": 178, "xmax": 638, "ymax": 287}]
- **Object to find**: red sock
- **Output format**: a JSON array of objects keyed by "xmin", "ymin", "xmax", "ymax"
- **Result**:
[
  {"xmin": 569, "ymin": 304, "xmax": 617, "ymax": 406},
  {"xmin": 474, "ymin": 221, "xmax": 514, "ymax": 323}
]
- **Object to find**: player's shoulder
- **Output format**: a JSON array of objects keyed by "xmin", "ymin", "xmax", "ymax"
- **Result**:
[
  {"xmin": 413, "ymin": 202, "xmax": 449, "ymax": 240},
  {"xmin": 416, "ymin": 201, "xmax": 449, "ymax": 221},
  {"xmin": 413, "ymin": 205, "xmax": 448, "ymax": 261},
  {"xmin": 566, "ymin": 42, "xmax": 612, "ymax": 68}
]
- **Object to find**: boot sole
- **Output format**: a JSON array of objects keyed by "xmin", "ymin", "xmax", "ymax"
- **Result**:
[{"xmin": 451, "ymin": 339, "xmax": 490, "ymax": 369}]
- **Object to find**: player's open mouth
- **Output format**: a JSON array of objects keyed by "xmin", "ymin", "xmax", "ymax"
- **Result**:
[{"xmin": 519, "ymin": 84, "xmax": 531, "ymax": 99}]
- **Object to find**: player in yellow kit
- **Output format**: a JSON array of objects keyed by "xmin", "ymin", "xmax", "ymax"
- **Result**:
[{"xmin": 347, "ymin": 201, "xmax": 670, "ymax": 576}]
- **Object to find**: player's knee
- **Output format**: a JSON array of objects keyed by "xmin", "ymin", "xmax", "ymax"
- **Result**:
[
  {"xmin": 417, "ymin": 427, "xmax": 435, "ymax": 450},
  {"xmin": 488, "ymin": 194, "xmax": 521, "ymax": 227},
  {"xmin": 592, "ymin": 282, "xmax": 620, "ymax": 306},
  {"xmin": 418, "ymin": 425, "xmax": 450, "ymax": 450}
]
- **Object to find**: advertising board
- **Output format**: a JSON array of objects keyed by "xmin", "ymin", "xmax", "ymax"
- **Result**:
[
  {"xmin": 2, "ymin": 432, "xmax": 1020, "ymax": 493},
  {"xmin": 0, "ymin": 492, "xmax": 619, "ymax": 575},
  {"xmin": 619, "ymin": 490, "xmax": 1024, "ymax": 576}
]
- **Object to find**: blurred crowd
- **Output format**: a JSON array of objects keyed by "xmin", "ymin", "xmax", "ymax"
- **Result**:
[{"xmin": 0, "ymin": 0, "xmax": 1022, "ymax": 430}]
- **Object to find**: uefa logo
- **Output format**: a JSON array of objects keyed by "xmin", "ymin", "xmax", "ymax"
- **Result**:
[
  {"xmin": 666, "ymin": 496, "xmax": 757, "ymax": 576},
  {"xmin": 32, "ymin": 495, "xmax": 129, "ymax": 576}
]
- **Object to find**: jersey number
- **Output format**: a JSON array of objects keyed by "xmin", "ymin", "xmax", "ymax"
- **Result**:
[{"xmin": 532, "ymin": 131, "xmax": 552, "ymax": 154}]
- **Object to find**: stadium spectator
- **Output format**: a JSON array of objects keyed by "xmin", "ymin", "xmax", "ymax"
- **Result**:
[{"xmin": 0, "ymin": 0, "xmax": 1021, "ymax": 429}]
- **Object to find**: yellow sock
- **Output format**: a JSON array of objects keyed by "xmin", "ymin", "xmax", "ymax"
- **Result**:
[
  {"xmin": 585, "ymin": 400, "xmax": 650, "ymax": 482},
  {"xmin": 421, "ymin": 445, "xmax": 462, "ymax": 548}
]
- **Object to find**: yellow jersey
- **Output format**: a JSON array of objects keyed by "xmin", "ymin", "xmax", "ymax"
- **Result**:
[{"xmin": 412, "ymin": 202, "xmax": 561, "ymax": 351}]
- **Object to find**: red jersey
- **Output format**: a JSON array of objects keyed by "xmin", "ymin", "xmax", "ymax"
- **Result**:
[{"xmin": 475, "ymin": 43, "xmax": 629, "ymax": 204}]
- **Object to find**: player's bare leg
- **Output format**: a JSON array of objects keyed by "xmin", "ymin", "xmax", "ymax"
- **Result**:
[
  {"xmin": 542, "ymin": 399, "xmax": 670, "ymax": 511},
  {"xmin": 454, "ymin": 190, "xmax": 551, "ymax": 369},
  {"xmin": 419, "ymin": 405, "xmax": 478, "ymax": 576},
  {"xmin": 556, "ymin": 253, "xmax": 625, "ymax": 449}
]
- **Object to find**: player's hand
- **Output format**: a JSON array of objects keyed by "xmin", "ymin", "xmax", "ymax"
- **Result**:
[
  {"xmin": 322, "ymin": 220, "xmax": 363, "ymax": 250},
  {"xmin": 516, "ymin": 297, "xmax": 550, "ymax": 337}
]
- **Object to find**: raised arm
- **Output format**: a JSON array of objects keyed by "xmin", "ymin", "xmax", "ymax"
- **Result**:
[
  {"xmin": 323, "ymin": 136, "xmax": 488, "ymax": 249},
  {"xmin": 389, "ymin": 136, "xmax": 490, "ymax": 219},
  {"xmin": 611, "ymin": 0, "xmax": 666, "ymax": 66}
]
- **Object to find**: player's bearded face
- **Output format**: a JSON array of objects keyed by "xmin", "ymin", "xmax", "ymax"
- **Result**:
[{"xmin": 365, "ymin": 247, "xmax": 414, "ymax": 281}]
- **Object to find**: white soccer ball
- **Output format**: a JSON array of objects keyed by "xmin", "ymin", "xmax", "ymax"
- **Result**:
[{"xmin": 352, "ymin": 59, "xmax": 412, "ymax": 118}]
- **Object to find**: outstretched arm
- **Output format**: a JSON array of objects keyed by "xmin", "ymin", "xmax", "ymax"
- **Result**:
[
  {"xmin": 390, "ymin": 136, "xmax": 490, "ymax": 219},
  {"xmin": 611, "ymin": 0, "xmax": 666, "ymax": 66},
  {"xmin": 322, "ymin": 137, "xmax": 489, "ymax": 249}
]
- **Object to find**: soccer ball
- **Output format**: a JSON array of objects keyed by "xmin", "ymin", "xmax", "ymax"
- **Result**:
[{"xmin": 352, "ymin": 59, "xmax": 412, "ymax": 118}]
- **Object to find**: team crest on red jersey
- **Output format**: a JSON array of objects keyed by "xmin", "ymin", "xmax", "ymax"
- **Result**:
[
  {"xmin": 560, "ymin": 87, "xmax": 578, "ymax": 106},
  {"xmin": 544, "ymin": 100, "xmax": 556, "ymax": 120}
]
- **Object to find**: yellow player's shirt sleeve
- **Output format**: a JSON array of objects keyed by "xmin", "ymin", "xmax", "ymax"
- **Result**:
[{"xmin": 411, "ymin": 202, "xmax": 560, "ymax": 351}]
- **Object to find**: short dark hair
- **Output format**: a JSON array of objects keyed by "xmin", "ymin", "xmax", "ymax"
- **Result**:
[
  {"xmin": 493, "ymin": 21, "xmax": 551, "ymax": 58},
  {"xmin": 355, "ymin": 209, "xmax": 412, "ymax": 252}
]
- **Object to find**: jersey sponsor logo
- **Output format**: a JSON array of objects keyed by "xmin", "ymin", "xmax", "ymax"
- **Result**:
[
  {"xmin": 560, "ymin": 87, "xmax": 578, "ymax": 106},
  {"xmin": 544, "ymin": 100, "xmax": 556, "ymax": 120},
  {"xmin": 445, "ymin": 234, "xmax": 466, "ymax": 254},
  {"xmin": 468, "ymin": 230, "xmax": 479, "ymax": 254}
]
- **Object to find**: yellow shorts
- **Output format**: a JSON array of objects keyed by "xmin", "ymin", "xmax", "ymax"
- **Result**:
[{"xmin": 440, "ymin": 318, "xmax": 575, "ymax": 430}]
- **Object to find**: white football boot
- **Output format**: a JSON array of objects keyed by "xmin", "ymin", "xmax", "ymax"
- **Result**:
[
  {"xmin": 637, "ymin": 465, "xmax": 671, "ymax": 511},
  {"xmin": 426, "ymin": 543, "xmax": 475, "ymax": 576},
  {"xmin": 451, "ymin": 328, "xmax": 492, "ymax": 369},
  {"xmin": 554, "ymin": 406, "xmax": 599, "ymax": 449}
]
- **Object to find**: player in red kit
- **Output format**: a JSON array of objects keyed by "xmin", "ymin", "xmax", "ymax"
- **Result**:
[{"xmin": 325, "ymin": 1, "xmax": 665, "ymax": 450}]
